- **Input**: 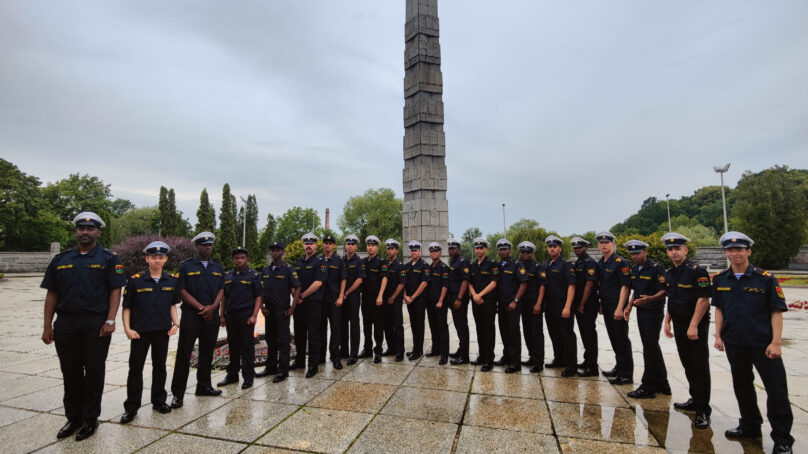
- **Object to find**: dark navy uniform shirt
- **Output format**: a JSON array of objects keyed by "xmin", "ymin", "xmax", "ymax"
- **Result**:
[
  {"xmin": 41, "ymin": 244, "xmax": 126, "ymax": 315},
  {"xmin": 341, "ymin": 253, "xmax": 366, "ymax": 297},
  {"xmin": 177, "ymin": 257, "xmax": 224, "ymax": 311},
  {"xmin": 223, "ymin": 267, "xmax": 261, "ymax": 315},
  {"xmin": 629, "ymin": 259, "xmax": 667, "ymax": 311},
  {"xmin": 497, "ymin": 256, "xmax": 527, "ymax": 303},
  {"xmin": 122, "ymin": 270, "xmax": 179, "ymax": 332},
  {"xmin": 469, "ymin": 257, "xmax": 500, "ymax": 304},
  {"xmin": 295, "ymin": 254, "xmax": 327, "ymax": 303},
  {"xmin": 383, "ymin": 259, "xmax": 405, "ymax": 300},
  {"xmin": 573, "ymin": 254, "xmax": 598, "ymax": 305},
  {"xmin": 712, "ymin": 264, "xmax": 788, "ymax": 348},
  {"xmin": 426, "ymin": 260, "xmax": 449, "ymax": 302},
  {"xmin": 404, "ymin": 258, "xmax": 429, "ymax": 297},
  {"xmin": 448, "ymin": 256, "xmax": 470, "ymax": 302},
  {"xmin": 261, "ymin": 261, "xmax": 301, "ymax": 308},
  {"xmin": 362, "ymin": 255, "xmax": 385, "ymax": 300},
  {"xmin": 520, "ymin": 259, "xmax": 546, "ymax": 306},
  {"xmin": 544, "ymin": 258, "xmax": 575, "ymax": 303},
  {"xmin": 320, "ymin": 254, "xmax": 345, "ymax": 300},
  {"xmin": 665, "ymin": 259, "xmax": 712, "ymax": 318},
  {"xmin": 597, "ymin": 254, "xmax": 631, "ymax": 306}
]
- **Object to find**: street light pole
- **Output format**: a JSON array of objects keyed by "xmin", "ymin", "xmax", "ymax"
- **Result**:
[
  {"xmin": 665, "ymin": 194, "xmax": 672, "ymax": 232},
  {"xmin": 502, "ymin": 203, "xmax": 506, "ymax": 234},
  {"xmin": 713, "ymin": 163, "xmax": 731, "ymax": 234}
]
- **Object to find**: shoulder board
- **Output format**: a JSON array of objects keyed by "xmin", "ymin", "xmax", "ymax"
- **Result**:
[
  {"xmin": 752, "ymin": 267, "xmax": 769, "ymax": 276},
  {"xmin": 691, "ymin": 264, "xmax": 698, "ymax": 269},
  {"xmin": 130, "ymin": 273, "xmax": 140, "ymax": 279},
  {"xmin": 615, "ymin": 257, "xmax": 622, "ymax": 262},
  {"xmin": 171, "ymin": 273, "xmax": 179, "ymax": 278},
  {"xmin": 103, "ymin": 248, "xmax": 117, "ymax": 255}
]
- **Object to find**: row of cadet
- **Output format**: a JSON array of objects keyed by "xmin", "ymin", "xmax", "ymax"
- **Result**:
[{"xmin": 40, "ymin": 211, "xmax": 793, "ymax": 453}]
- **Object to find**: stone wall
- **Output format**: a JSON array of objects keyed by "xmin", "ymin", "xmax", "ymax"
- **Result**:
[
  {"xmin": 0, "ymin": 243, "xmax": 60, "ymax": 273},
  {"xmin": 789, "ymin": 246, "xmax": 808, "ymax": 271}
]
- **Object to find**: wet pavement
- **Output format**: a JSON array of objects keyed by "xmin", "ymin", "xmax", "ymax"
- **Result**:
[{"xmin": 0, "ymin": 275, "xmax": 806, "ymax": 453}]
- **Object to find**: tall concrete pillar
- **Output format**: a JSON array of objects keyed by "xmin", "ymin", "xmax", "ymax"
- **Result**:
[{"xmin": 402, "ymin": 0, "xmax": 448, "ymax": 248}]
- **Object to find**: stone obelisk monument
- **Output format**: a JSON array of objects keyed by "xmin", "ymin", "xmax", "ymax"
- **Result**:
[{"xmin": 402, "ymin": 0, "xmax": 449, "ymax": 247}]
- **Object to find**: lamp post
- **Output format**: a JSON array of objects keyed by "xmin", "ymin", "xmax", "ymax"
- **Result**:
[
  {"xmin": 665, "ymin": 193, "xmax": 672, "ymax": 232},
  {"xmin": 502, "ymin": 203, "xmax": 506, "ymax": 234},
  {"xmin": 713, "ymin": 163, "xmax": 730, "ymax": 234}
]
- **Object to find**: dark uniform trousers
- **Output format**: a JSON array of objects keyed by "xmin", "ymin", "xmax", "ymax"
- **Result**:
[
  {"xmin": 472, "ymin": 301, "xmax": 497, "ymax": 362},
  {"xmin": 54, "ymin": 314, "xmax": 111, "ymax": 421},
  {"xmin": 520, "ymin": 302, "xmax": 543, "ymax": 363},
  {"xmin": 361, "ymin": 292, "xmax": 378, "ymax": 353},
  {"xmin": 124, "ymin": 330, "xmax": 169, "ymax": 412},
  {"xmin": 426, "ymin": 298, "xmax": 450, "ymax": 356},
  {"xmin": 636, "ymin": 308, "xmax": 667, "ymax": 390},
  {"xmin": 575, "ymin": 298, "xmax": 599, "ymax": 367},
  {"xmin": 265, "ymin": 303, "xmax": 292, "ymax": 374},
  {"xmin": 602, "ymin": 302, "xmax": 633, "ymax": 378},
  {"xmin": 724, "ymin": 343, "xmax": 794, "ymax": 446},
  {"xmin": 383, "ymin": 297, "xmax": 404, "ymax": 355},
  {"xmin": 341, "ymin": 293, "xmax": 361, "ymax": 358},
  {"xmin": 171, "ymin": 311, "xmax": 219, "ymax": 395},
  {"xmin": 497, "ymin": 301, "xmax": 522, "ymax": 365},
  {"xmin": 364, "ymin": 294, "xmax": 385, "ymax": 355},
  {"xmin": 225, "ymin": 310, "xmax": 255, "ymax": 380},
  {"xmin": 672, "ymin": 315, "xmax": 710, "ymax": 414},
  {"xmin": 544, "ymin": 299, "xmax": 577, "ymax": 367},
  {"xmin": 407, "ymin": 296, "xmax": 426, "ymax": 354},
  {"xmin": 293, "ymin": 299, "xmax": 321, "ymax": 366},
  {"xmin": 319, "ymin": 290, "xmax": 341, "ymax": 362},
  {"xmin": 449, "ymin": 295, "xmax": 470, "ymax": 357}
]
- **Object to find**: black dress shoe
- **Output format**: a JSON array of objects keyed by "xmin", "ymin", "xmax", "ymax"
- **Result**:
[
  {"xmin": 170, "ymin": 396, "xmax": 184, "ymax": 408},
  {"xmin": 241, "ymin": 380, "xmax": 253, "ymax": 389},
  {"xmin": 494, "ymin": 357, "xmax": 507, "ymax": 366},
  {"xmin": 256, "ymin": 367, "xmax": 277, "ymax": 378},
  {"xmin": 601, "ymin": 367, "xmax": 618, "ymax": 377},
  {"xmin": 609, "ymin": 376, "xmax": 633, "ymax": 385},
  {"xmin": 305, "ymin": 367, "xmax": 318, "ymax": 378},
  {"xmin": 272, "ymin": 372, "xmax": 289, "ymax": 383},
  {"xmin": 470, "ymin": 357, "xmax": 483, "ymax": 366},
  {"xmin": 395, "ymin": 354, "xmax": 404, "ymax": 362},
  {"xmin": 439, "ymin": 355, "xmax": 448, "ymax": 365},
  {"xmin": 561, "ymin": 368, "xmax": 578, "ymax": 377},
  {"xmin": 408, "ymin": 351, "xmax": 422, "ymax": 360},
  {"xmin": 75, "ymin": 419, "xmax": 98, "ymax": 441},
  {"xmin": 673, "ymin": 398, "xmax": 695, "ymax": 411},
  {"xmin": 57, "ymin": 420, "xmax": 81, "ymax": 439},
  {"xmin": 521, "ymin": 358, "xmax": 536, "ymax": 366},
  {"xmin": 773, "ymin": 443, "xmax": 794, "ymax": 454},
  {"xmin": 530, "ymin": 364, "xmax": 544, "ymax": 373},
  {"xmin": 120, "ymin": 411, "xmax": 137, "ymax": 424},
  {"xmin": 333, "ymin": 360, "xmax": 343, "ymax": 370},
  {"xmin": 383, "ymin": 349, "xmax": 395, "ymax": 356},
  {"xmin": 216, "ymin": 375, "xmax": 239, "ymax": 387},
  {"xmin": 545, "ymin": 360, "xmax": 566, "ymax": 369},
  {"xmin": 373, "ymin": 354, "xmax": 381, "ymax": 363},
  {"xmin": 627, "ymin": 387, "xmax": 656, "ymax": 399},
  {"xmin": 449, "ymin": 349, "xmax": 461, "ymax": 359},
  {"xmin": 290, "ymin": 361, "xmax": 305, "ymax": 370},
  {"xmin": 450, "ymin": 357, "xmax": 469, "ymax": 365},
  {"xmin": 694, "ymin": 412, "xmax": 711, "ymax": 429},
  {"xmin": 195, "ymin": 386, "xmax": 223, "ymax": 396},
  {"xmin": 425, "ymin": 350, "xmax": 438, "ymax": 357},
  {"xmin": 358, "ymin": 349, "xmax": 372, "ymax": 358},
  {"xmin": 577, "ymin": 362, "xmax": 587, "ymax": 368},
  {"xmin": 347, "ymin": 357, "xmax": 357, "ymax": 366},
  {"xmin": 725, "ymin": 424, "xmax": 762, "ymax": 439},
  {"xmin": 577, "ymin": 367, "xmax": 598, "ymax": 377},
  {"xmin": 153, "ymin": 403, "xmax": 172, "ymax": 414},
  {"xmin": 480, "ymin": 362, "xmax": 493, "ymax": 372},
  {"xmin": 504, "ymin": 365, "xmax": 521, "ymax": 374}
]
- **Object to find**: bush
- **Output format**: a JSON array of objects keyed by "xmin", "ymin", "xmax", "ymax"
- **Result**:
[
  {"xmin": 283, "ymin": 239, "xmax": 323, "ymax": 264},
  {"xmin": 112, "ymin": 235, "xmax": 196, "ymax": 276},
  {"xmin": 614, "ymin": 233, "xmax": 695, "ymax": 268}
]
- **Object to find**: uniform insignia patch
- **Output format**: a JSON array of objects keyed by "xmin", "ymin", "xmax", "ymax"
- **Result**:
[
  {"xmin": 492, "ymin": 267, "xmax": 499, "ymax": 275},
  {"xmin": 519, "ymin": 268, "xmax": 526, "ymax": 275},
  {"xmin": 621, "ymin": 266, "xmax": 629, "ymax": 275},
  {"xmin": 587, "ymin": 268, "xmax": 595, "ymax": 275},
  {"xmin": 697, "ymin": 277, "xmax": 709, "ymax": 287},
  {"xmin": 540, "ymin": 271, "xmax": 547, "ymax": 278},
  {"xmin": 776, "ymin": 286, "xmax": 785, "ymax": 299},
  {"xmin": 115, "ymin": 264, "xmax": 123, "ymax": 274},
  {"xmin": 658, "ymin": 275, "xmax": 666, "ymax": 283},
  {"xmin": 293, "ymin": 272, "xmax": 299, "ymax": 279},
  {"xmin": 320, "ymin": 265, "xmax": 327, "ymax": 272},
  {"xmin": 464, "ymin": 268, "xmax": 469, "ymax": 274}
]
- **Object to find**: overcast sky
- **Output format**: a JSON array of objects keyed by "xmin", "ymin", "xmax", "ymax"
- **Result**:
[{"xmin": 2, "ymin": 1, "xmax": 807, "ymax": 237}]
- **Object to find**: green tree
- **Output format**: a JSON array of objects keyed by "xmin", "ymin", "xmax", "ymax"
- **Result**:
[
  {"xmin": 158, "ymin": 186, "xmax": 170, "ymax": 236},
  {"xmin": 462, "ymin": 227, "xmax": 482, "ymax": 244},
  {"xmin": 42, "ymin": 173, "xmax": 113, "ymax": 221},
  {"xmin": 283, "ymin": 239, "xmax": 323, "ymax": 264},
  {"xmin": 611, "ymin": 197, "xmax": 668, "ymax": 235},
  {"xmin": 732, "ymin": 165, "xmax": 808, "ymax": 269},
  {"xmin": 110, "ymin": 198, "xmax": 135, "ymax": 216},
  {"xmin": 615, "ymin": 232, "xmax": 694, "ymax": 268},
  {"xmin": 0, "ymin": 159, "xmax": 69, "ymax": 251},
  {"xmin": 110, "ymin": 206, "xmax": 160, "ymax": 245},
  {"xmin": 97, "ymin": 209, "xmax": 113, "ymax": 247},
  {"xmin": 244, "ymin": 194, "xmax": 259, "ymax": 255},
  {"xmin": 275, "ymin": 207, "xmax": 321, "ymax": 246},
  {"xmin": 337, "ymin": 188, "xmax": 402, "ymax": 251},
  {"xmin": 257, "ymin": 212, "xmax": 276, "ymax": 258},
  {"xmin": 195, "ymin": 188, "xmax": 216, "ymax": 234},
  {"xmin": 218, "ymin": 183, "xmax": 238, "ymax": 268}
]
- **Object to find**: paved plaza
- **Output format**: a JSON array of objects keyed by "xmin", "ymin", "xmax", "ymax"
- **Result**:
[{"xmin": 0, "ymin": 275, "xmax": 806, "ymax": 453}]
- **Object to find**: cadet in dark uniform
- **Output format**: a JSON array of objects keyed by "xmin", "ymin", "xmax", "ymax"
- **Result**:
[
  {"xmin": 339, "ymin": 235, "xmax": 365, "ymax": 366},
  {"xmin": 468, "ymin": 237, "xmax": 499, "ymax": 372},
  {"xmin": 319, "ymin": 234, "xmax": 345, "ymax": 368},
  {"xmin": 379, "ymin": 239, "xmax": 405, "ymax": 362},
  {"xmin": 571, "ymin": 237, "xmax": 599, "ymax": 377},
  {"xmin": 218, "ymin": 247, "xmax": 262, "ymax": 389},
  {"xmin": 256, "ymin": 241, "xmax": 301, "ymax": 383},
  {"xmin": 661, "ymin": 232, "xmax": 712, "ymax": 428},
  {"xmin": 596, "ymin": 231, "xmax": 634, "ymax": 384},
  {"xmin": 447, "ymin": 238, "xmax": 471, "ymax": 365},
  {"xmin": 712, "ymin": 231, "xmax": 794, "ymax": 453},
  {"xmin": 41, "ymin": 212, "xmax": 126, "ymax": 441},
  {"xmin": 403, "ymin": 240, "xmax": 429, "ymax": 360},
  {"xmin": 360, "ymin": 235, "xmax": 385, "ymax": 360},
  {"xmin": 494, "ymin": 239, "xmax": 527, "ymax": 373},
  {"xmin": 120, "ymin": 241, "xmax": 178, "ymax": 424},
  {"xmin": 622, "ymin": 240, "xmax": 670, "ymax": 399},
  {"xmin": 171, "ymin": 231, "xmax": 224, "ymax": 408},
  {"xmin": 293, "ymin": 233, "xmax": 327, "ymax": 378},
  {"xmin": 543, "ymin": 235, "xmax": 578, "ymax": 377},
  {"xmin": 425, "ymin": 242, "xmax": 451, "ymax": 364},
  {"xmin": 517, "ymin": 241, "xmax": 546, "ymax": 373}
]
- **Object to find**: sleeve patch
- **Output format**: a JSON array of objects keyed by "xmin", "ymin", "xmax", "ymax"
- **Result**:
[
  {"xmin": 776, "ymin": 286, "xmax": 785, "ymax": 299},
  {"xmin": 697, "ymin": 277, "xmax": 709, "ymax": 287},
  {"xmin": 115, "ymin": 264, "xmax": 123, "ymax": 274},
  {"xmin": 519, "ymin": 268, "xmax": 526, "ymax": 275},
  {"xmin": 587, "ymin": 268, "xmax": 595, "ymax": 275}
]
